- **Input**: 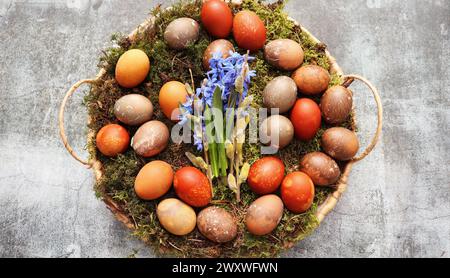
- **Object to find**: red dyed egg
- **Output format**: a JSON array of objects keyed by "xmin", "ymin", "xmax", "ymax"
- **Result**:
[
  {"xmin": 247, "ymin": 157, "xmax": 285, "ymax": 195},
  {"xmin": 96, "ymin": 124, "xmax": 130, "ymax": 157},
  {"xmin": 201, "ymin": 0, "xmax": 233, "ymax": 38},
  {"xmin": 290, "ymin": 98, "xmax": 322, "ymax": 141},
  {"xmin": 233, "ymin": 10, "xmax": 266, "ymax": 51},
  {"xmin": 281, "ymin": 172, "xmax": 315, "ymax": 213},
  {"xmin": 174, "ymin": 167, "xmax": 212, "ymax": 207}
]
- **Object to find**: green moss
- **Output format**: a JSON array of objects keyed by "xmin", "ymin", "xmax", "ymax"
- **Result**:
[{"xmin": 84, "ymin": 0, "xmax": 353, "ymax": 258}]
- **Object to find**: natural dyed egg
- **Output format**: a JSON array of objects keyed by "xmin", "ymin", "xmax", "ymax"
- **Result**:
[
  {"xmin": 321, "ymin": 127, "xmax": 360, "ymax": 161},
  {"xmin": 299, "ymin": 152, "xmax": 341, "ymax": 187},
  {"xmin": 263, "ymin": 76, "xmax": 298, "ymax": 113},
  {"xmin": 259, "ymin": 115, "xmax": 294, "ymax": 150},
  {"xmin": 132, "ymin": 121, "xmax": 169, "ymax": 157},
  {"xmin": 197, "ymin": 206, "xmax": 237, "ymax": 243},
  {"xmin": 201, "ymin": 0, "xmax": 233, "ymax": 38},
  {"xmin": 96, "ymin": 124, "xmax": 130, "ymax": 157},
  {"xmin": 203, "ymin": 39, "xmax": 235, "ymax": 69},
  {"xmin": 115, "ymin": 49, "xmax": 150, "ymax": 88},
  {"xmin": 159, "ymin": 81, "xmax": 189, "ymax": 121},
  {"xmin": 164, "ymin": 18, "xmax": 200, "ymax": 50},
  {"xmin": 247, "ymin": 157, "xmax": 285, "ymax": 195},
  {"xmin": 245, "ymin": 195, "xmax": 284, "ymax": 236},
  {"xmin": 281, "ymin": 172, "xmax": 315, "ymax": 214},
  {"xmin": 157, "ymin": 198, "xmax": 196, "ymax": 236},
  {"xmin": 292, "ymin": 65, "xmax": 330, "ymax": 95},
  {"xmin": 264, "ymin": 39, "xmax": 304, "ymax": 71},
  {"xmin": 174, "ymin": 167, "xmax": 212, "ymax": 208},
  {"xmin": 134, "ymin": 161, "xmax": 174, "ymax": 201},
  {"xmin": 233, "ymin": 10, "xmax": 266, "ymax": 51},
  {"xmin": 321, "ymin": 86, "xmax": 353, "ymax": 125},
  {"xmin": 114, "ymin": 94, "xmax": 153, "ymax": 126},
  {"xmin": 290, "ymin": 98, "xmax": 322, "ymax": 141}
]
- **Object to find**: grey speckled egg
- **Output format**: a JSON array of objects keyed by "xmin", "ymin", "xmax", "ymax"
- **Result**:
[
  {"xmin": 263, "ymin": 76, "xmax": 298, "ymax": 113},
  {"xmin": 114, "ymin": 94, "xmax": 153, "ymax": 126},
  {"xmin": 164, "ymin": 18, "xmax": 200, "ymax": 50},
  {"xmin": 197, "ymin": 206, "xmax": 237, "ymax": 243},
  {"xmin": 260, "ymin": 115, "xmax": 294, "ymax": 150}
]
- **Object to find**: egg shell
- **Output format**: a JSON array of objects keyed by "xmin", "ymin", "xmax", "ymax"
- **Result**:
[
  {"xmin": 321, "ymin": 127, "xmax": 360, "ymax": 161},
  {"xmin": 263, "ymin": 76, "xmax": 298, "ymax": 113},
  {"xmin": 96, "ymin": 124, "xmax": 130, "ymax": 157},
  {"xmin": 197, "ymin": 206, "xmax": 237, "ymax": 243},
  {"xmin": 114, "ymin": 94, "xmax": 153, "ymax": 126},
  {"xmin": 164, "ymin": 18, "xmax": 200, "ymax": 50},
  {"xmin": 233, "ymin": 10, "xmax": 266, "ymax": 51},
  {"xmin": 281, "ymin": 172, "xmax": 315, "ymax": 214},
  {"xmin": 174, "ymin": 167, "xmax": 212, "ymax": 207},
  {"xmin": 203, "ymin": 39, "xmax": 235, "ymax": 69},
  {"xmin": 245, "ymin": 195, "xmax": 284, "ymax": 236},
  {"xmin": 134, "ymin": 161, "xmax": 174, "ymax": 201},
  {"xmin": 157, "ymin": 198, "xmax": 196, "ymax": 236},
  {"xmin": 292, "ymin": 65, "xmax": 330, "ymax": 95},
  {"xmin": 247, "ymin": 157, "xmax": 285, "ymax": 195},
  {"xmin": 259, "ymin": 115, "xmax": 294, "ymax": 150},
  {"xmin": 321, "ymin": 86, "xmax": 353, "ymax": 125},
  {"xmin": 264, "ymin": 39, "xmax": 304, "ymax": 71},
  {"xmin": 299, "ymin": 152, "xmax": 341, "ymax": 186},
  {"xmin": 290, "ymin": 98, "xmax": 322, "ymax": 141},
  {"xmin": 115, "ymin": 49, "xmax": 150, "ymax": 88},
  {"xmin": 132, "ymin": 121, "xmax": 169, "ymax": 158},
  {"xmin": 159, "ymin": 81, "xmax": 189, "ymax": 121},
  {"xmin": 201, "ymin": 0, "xmax": 233, "ymax": 38}
]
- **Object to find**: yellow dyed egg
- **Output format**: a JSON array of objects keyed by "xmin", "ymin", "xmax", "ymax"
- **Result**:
[
  {"xmin": 157, "ymin": 198, "xmax": 197, "ymax": 236},
  {"xmin": 115, "ymin": 49, "xmax": 150, "ymax": 88}
]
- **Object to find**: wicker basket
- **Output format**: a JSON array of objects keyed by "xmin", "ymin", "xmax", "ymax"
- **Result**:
[{"xmin": 59, "ymin": 0, "xmax": 383, "ymax": 257}]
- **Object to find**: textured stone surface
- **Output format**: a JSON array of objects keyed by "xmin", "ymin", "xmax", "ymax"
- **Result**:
[{"xmin": 0, "ymin": 0, "xmax": 449, "ymax": 258}]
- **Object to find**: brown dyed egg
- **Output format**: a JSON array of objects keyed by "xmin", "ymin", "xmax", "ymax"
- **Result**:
[
  {"xmin": 321, "ymin": 86, "xmax": 353, "ymax": 125},
  {"xmin": 299, "ymin": 152, "xmax": 341, "ymax": 187},
  {"xmin": 132, "ymin": 121, "xmax": 169, "ymax": 157},
  {"xmin": 157, "ymin": 198, "xmax": 196, "ymax": 236},
  {"xmin": 115, "ymin": 49, "xmax": 150, "ymax": 89},
  {"xmin": 260, "ymin": 115, "xmax": 294, "ymax": 150},
  {"xmin": 197, "ymin": 207, "xmax": 237, "ymax": 243},
  {"xmin": 164, "ymin": 18, "xmax": 200, "ymax": 50},
  {"xmin": 321, "ymin": 127, "xmax": 360, "ymax": 161},
  {"xmin": 263, "ymin": 76, "xmax": 298, "ymax": 113},
  {"xmin": 264, "ymin": 39, "xmax": 304, "ymax": 71},
  {"xmin": 203, "ymin": 39, "xmax": 235, "ymax": 69},
  {"xmin": 245, "ymin": 195, "xmax": 284, "ymax": 236},
  {"xmin": 134, "ymin": 161, "xmax": 174, "ymax": 201},
  {"xmin": 292, "ymin": 65, "xmax": 330, "ymax": 95},
  {"xmin": 114, "ymin": 94, "xmax": 153, "ymax": 126},
  {"xmin": 159, "ymin": 81, "xmax": 189, "ymax": 121}
]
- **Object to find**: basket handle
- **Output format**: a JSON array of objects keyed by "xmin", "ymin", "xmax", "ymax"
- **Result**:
[
  {"xmin": 59, "ymin": 79, "xmax": 96, "ymax": 168},
  {"xmin": 342, "ymin": 74, "xmax": 383, "ymax": 162}
]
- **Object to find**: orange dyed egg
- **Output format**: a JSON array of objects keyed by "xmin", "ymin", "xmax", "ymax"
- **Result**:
[
  {"xmin": 247, "ymin": 157, "xmax": 285, "ymax": 195},
  {"xmin": 159, "ymin": 81, "xmax": 189, "ymax": 121},
  {"xmin": 96, "ymin": 124, "xmax": 130, "ymax": 157},
  {"xmin": 115, "ymin": 49, "xmax": 150, "ymax": 88},
  {"xmin": 173, "ymin": 167, "xmax": 212, "ymax": 208},
  {"xmin": 134, "ymin": 161, "xmax": 174, "ymax": 200}
]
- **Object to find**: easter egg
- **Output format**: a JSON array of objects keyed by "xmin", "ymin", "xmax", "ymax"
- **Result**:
[
  {"xmin": 174, "ymin": 167, "xmax": 212, "ymax": 208},
  {"xmin": 321, "ymin": 127, "xmax": 360, "ymax": 161},
  {"xmin": 197, "ymin": 206, "xmax": 237, "ymax": 243},
  {"xmin": 247, "ymin": 157, "xmax": 285, "ymax": 195},
  {"xmin": 264, "ymin": 39, "xmax": 304, "ymax": 71},
  {"xmin": 157, "ymin": 198, "xmax": 196, "ymax": 236},
  {"xmin": 290, "ymin": 98, "xmax": 322, "ymax": 141},
  {"xmin": 96, "ymin": 124, "xmax": 130, "ymax": 157},
  {"xmin": 164, "ymin": 18, "xmax": 200, "ymax": 50},
  {"xmin": 321, "ymin": 86, "xmax": 353, "ymax": 125},
  {"xmin": 259, "ymin": 115, "xmax": 294, "ymax": 150},
  {"xmin": 245, "ymin": 195, "xmax": 284, "ymax": 236},
  {"xmin": 159, "ymin": 81, "xmax": 189, "ymax": 121},
  {"xmin": 292, "ymin": 65, "xmax": 330, "ymax": 96},
  {"xmin": 203, "ymin": 39, "xmax": 235, "ymax": 69},
  {"xmin": 132, "ymin": 121, "xmax": 169, "ymax": 157},
  {"xmin": 281, "ymin": 172, "xmax": 315, "ymax": 213},
  {"xmin": 233, "ymin": 10, "xmax": 266, "ymax": 51},
  {"xmin": 115, "ymin": 49, "xmax": 150, "ymax": 88},
  {"xmin": 299, "ymin": 152, "xmax": 341, "ymax": 186},
  {"xmin": 114, "ymin": 94, "xmax": 153, "ymax": 126},
  {"xmin": 263, "ymin": 76, "xmax": 298, "ymax": 113},
  {"xmin": 201, "ymin": 0, "xmax": 233, "ymax": 38},
  {"xmin": 134, "ymin": 161, "xmax": 174, "ymax": 200}
]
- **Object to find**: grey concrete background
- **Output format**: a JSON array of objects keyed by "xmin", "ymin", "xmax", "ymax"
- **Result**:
[{"xmin": 0, "ymin": 0, "xmax": 448, "ymax": 258}]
